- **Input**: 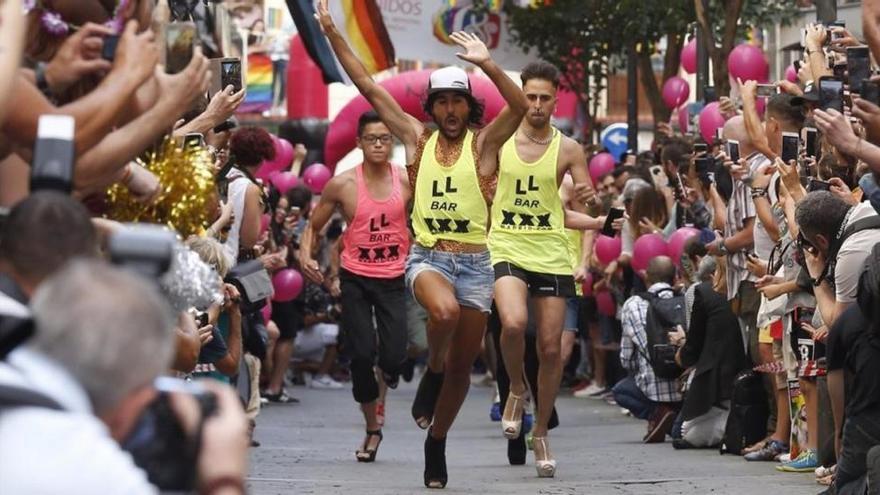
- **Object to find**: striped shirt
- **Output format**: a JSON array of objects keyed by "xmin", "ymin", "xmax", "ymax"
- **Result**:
[
  {"xmin": 724, "ymin": 152, "xmax": 768, "ymax": 300},
  {"xmin": 619, "ymin": 283, "xmax": 683, "ymax": 403}
]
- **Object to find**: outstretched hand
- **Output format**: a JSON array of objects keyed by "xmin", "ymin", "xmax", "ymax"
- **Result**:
[
  {"xmin": 314, "ymin": 0, "xmax": 334, "ymax": 34},
  {"xmin": 450, "ymin": 31, "xmax": 490, "ymax": 66}
]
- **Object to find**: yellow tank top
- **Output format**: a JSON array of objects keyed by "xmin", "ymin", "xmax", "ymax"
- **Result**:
[
  {"xmin": 488, "ymin": 130, "xmax": 570, "ymax": 274},
  {"xmin": 411, "ymin": 130, "xmax": 488, "ymax": 247}
]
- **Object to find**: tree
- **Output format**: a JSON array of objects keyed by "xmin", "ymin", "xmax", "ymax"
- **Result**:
[{"xmin": 503, "ymin": 0, "xmax": 799, "ymax": 137}]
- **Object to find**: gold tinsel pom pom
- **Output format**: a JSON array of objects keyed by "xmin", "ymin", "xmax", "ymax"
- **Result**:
[{"xmin": 105, "ymin": 137, "xmax": 216, "ymax": 238}]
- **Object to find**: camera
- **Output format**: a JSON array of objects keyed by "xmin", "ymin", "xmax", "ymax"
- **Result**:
[
  {"xmin": 31, "ymin": 115, "xmax": 75, "ymax": 194},
  {"xmin": 108, "ymin": 225, "xmax": 176, "ymax": 279},
  {"xmin": 122, "ymin": 377, "xmax": 217, "ymax": 491}
]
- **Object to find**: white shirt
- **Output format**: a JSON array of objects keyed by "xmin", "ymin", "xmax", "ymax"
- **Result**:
[
  {"xmin": 223, "ymin": 168, "xmax": 252, "ymax": 266},
  {"xmin": 0, "ymin": 349, "xmax": 157, "ymax": 495}
]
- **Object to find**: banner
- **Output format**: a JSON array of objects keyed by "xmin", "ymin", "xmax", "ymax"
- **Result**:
[{"xmin": 330, "ymin": 0, "xmax": 535, "ymax": 71}]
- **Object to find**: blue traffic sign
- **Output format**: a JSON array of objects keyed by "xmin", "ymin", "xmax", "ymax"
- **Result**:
[{"xmin": 600, "ymin": 123, "xmax": 628, "ymax": 163}]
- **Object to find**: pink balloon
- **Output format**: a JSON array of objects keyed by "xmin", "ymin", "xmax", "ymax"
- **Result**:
[
  {"xmin": 681, "ymin": 38, "xmax": 697, "ymax": 74},
  {"xmin": 261, "ymin": 300, "xmax": 273, "ymax": 323},
  {"xmin": 273, "ymin": 137, "xmax": 294, "ymax": 170},
  {"xmin": 785, "ymin": 64, "xmax": 798, "ymax": 83},
  {"xmin": 662, "ymin": 76, "xmax": 690, "ymax": 109},
  {"xmin": 589, "ymin": 152, "xmax": 616, "ymax": 183},
  {"xmin": 270, "ymin": 171, "xmax": 300, "ymax": 194},
  {"xmin": 632, "ymin": 233, "xmax": 668, "ymax": 272},
  {"xmin": 596, "ymin": 291, "xmax": 616, "ymax": 317},
  {"xmin": 677, "ymin": 105, "xmax": 689, "ymax": 133},
  {"xmin": 666, "ymin": 227, "xmax": 700, "ymax": 266},
  {"xmin": 595, "ymin": 234, "xmax": 622, "ymax": 266},
  {"xmin": 260, "ymin": 213, "xmax": 270, "ymax": 235},
  {"xmin": 699, "ymin": 102, "xmax": 727, "ymax": 143},
  {"xmin": 302, "ymin": 163, "xmax": 332, "ymax": 194},
  {"xmin": 581, "ymin": 272, "xmax": 594, "ymax": 297},
  {"xmin": 728, "ymin": 44, "xmax": 769, "ymax": 82},
  {"xmin": 272, "ymin": 268, "xmax": 303, "ymax": 302}
]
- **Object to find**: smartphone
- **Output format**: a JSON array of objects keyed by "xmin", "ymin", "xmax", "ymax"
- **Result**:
[
  {"xmin": 804, "ymin": 127, "xmax": 818, "ymax": 159},
  {"xmin": 192, "ymin": 310, "xmax": 209, "ymax": 328},
  {"xmin": 210, "ymin": 57, "xmax": 242, "ymax": 95},
  {"xmin": 818, "ymin": 77, "xmax": 844, "ymax": 112},
  {"xmin": 650, "ymin": 165, "xmax": 669, "ymax": 188},
  {"xmin": 184, "ymin": 132, "xmax": 204, "ymax": 149},
  {"xmin": 862, "ymin": 80, "xmax": 880, "ymax": 106},
  {"xmin": 808, "ymin": 178, "xmax": 832, "ymax": 192},
  {"xmin": 602, "ymin": 207, "xmax": 625, "ymax": 237},
  {"xmin": 31, "ymin": 114, "xmax": 75, "ymax": 193},
  {"xmin": 213, "ymin": 119, "xmax": 237, "ymax": 134},
  {"xmin": 727, "ymin": 139, "xmax": 740, "ymax": 164},
  {"xmin": 781, "ymin": 132, "xmax": 800, "ymax": 164},
  {"xmin": 756, "ymin": 84, "xmax": 777, "ymax": 97},
  {"xmin": 847, "ymin": 47, "xmax": 871, "ymax": 92},
  {"xmin": 102, "ymin": 34, "xmax": 120, "ymax": 61},
  {"xmin": 165, "ymin": 21, "xmax": 197, "ymax": 74},
  {"xmin": 694, "ymin": 142, "xmax": 708, "ymax": 155},
  {"xmin": 695, "ymin": 156, "xmax": 712, "ymax": 188}
]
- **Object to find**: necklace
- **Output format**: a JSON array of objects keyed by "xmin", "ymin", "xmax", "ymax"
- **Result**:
[{"xmin": 521, "ymin": 127, "xmax": 555, "ymax": 146}]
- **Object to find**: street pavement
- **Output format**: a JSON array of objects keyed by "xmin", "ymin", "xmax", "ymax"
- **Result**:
[{"xmin": 248, "ymin": 376, "xmax": 819, "ymax": 494}]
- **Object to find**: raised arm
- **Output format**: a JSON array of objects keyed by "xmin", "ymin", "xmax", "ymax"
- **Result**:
[
  {"xmin": 0, "ymin": 0, "xmax": 24, "ymax": 127},
  {"xmin": 450, "ymin": 32, "xmax": 528, "ymax": 175},
  {"xmin": 315, "ymin": 0, "xmax": 422, "ymax": 155},
  {"xmin": 865, "ymin": 0, "xmax": 880, "ymax": 63}
]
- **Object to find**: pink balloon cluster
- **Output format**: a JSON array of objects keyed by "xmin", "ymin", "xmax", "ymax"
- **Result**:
[
  {"xmin": 270, "ymin": 171, "xmax": 300, "ymax": 194},
  {"xmin": 632, "ymin": 233, "xmax": 668, "ymax": 272},
  {"xmin": 589, "ymin": 152, "xmax": 616, "ymax": 183},
  {"xmin": 255, "ymin": 135, "xmax": 295, "ymax": 182},
  {"xmin": 728, "ymin": 44, "xmax": 769, "ymax": 82},
  {"xmin": 662, "ymin": 77, "xmax": 690, "ymax": 109},
  {"xmin": 272, "ymin": 268, "xmax": 304, "ymax": 302},
  {"xmin": 302, "ymin": 163, "xmax": 332, "ymax": 194},
  {"xmin": 681, "ymin": 38, "xmax": 697, "ymax": 74}
]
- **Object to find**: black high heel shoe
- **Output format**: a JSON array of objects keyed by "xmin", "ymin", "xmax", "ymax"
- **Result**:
[
  {"xmin": 423, "ymin": 428, "xmax": 448, "ymax": 489},
  {"xmin": 411, "ymin": 369, "xmax": 444, "ymax": 429},
  {"xmin": 355, "ymin": 429, "xmax": 383, "ymax": 463}
]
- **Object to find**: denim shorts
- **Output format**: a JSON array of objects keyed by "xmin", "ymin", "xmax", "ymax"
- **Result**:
[
  {"xmin": 563, "ymin": 297, "xmax": 580, "ymax": 332},
  {"xmin": 405, "ymin": 244, "xmax": 494, "ymax": 314}
]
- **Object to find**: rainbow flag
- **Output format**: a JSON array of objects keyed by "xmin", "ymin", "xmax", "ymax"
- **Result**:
[
  {"xmin": 240, "ymin": 53, "xmax": 273, "ymax": 114},
  {"xmin": 341, "ymin": 0, "xmax": 395, "ymax": 74}
]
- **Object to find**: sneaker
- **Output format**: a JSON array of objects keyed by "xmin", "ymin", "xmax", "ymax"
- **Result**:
[
  {"xmin": 778, "ymin": 453, "xmax": 791, "ymax": 463},
  {"xmin": 489, "ymin": 401, "xmax": 502, "ymax": 422},
  {"xmin": 744, "ymin": 440, "xmax": 789, "ymax": 462},
  {"xmin": 776, "ymin": 450, "xmax": 819, "ymax": 472},
  {"xmin": 570, "ymin": 380, "xmax": 591, "ymax": 392},
  {"xmin": 573, "ymin": 383, "xmax": 608, "ymax": 398},
  {"xmin": 643, "ymin": 407, "xmax": 676, "ymax": 443},
  {"xmin": 310, "ymin": 374, "xmax": 344, "ymax": 389}
]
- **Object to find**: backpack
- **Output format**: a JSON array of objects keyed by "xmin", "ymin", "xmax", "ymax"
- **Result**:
[
  {"xmin": 639, "ymin": 288, "xmax": 687, "ymax": 380},
  {"xmin": 719, "ymin": 369, "xmax": 769, "ymax": 455}
]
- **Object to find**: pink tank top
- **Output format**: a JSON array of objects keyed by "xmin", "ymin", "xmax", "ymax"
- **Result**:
[{"xmin": 341, "ymin": 164, "xmax": 410, "ymax": 278}]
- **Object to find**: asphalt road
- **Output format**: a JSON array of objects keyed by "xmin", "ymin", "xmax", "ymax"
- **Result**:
[{"xmin": 247, "ymin": 376, "xmax": 819, "ymax": 494}]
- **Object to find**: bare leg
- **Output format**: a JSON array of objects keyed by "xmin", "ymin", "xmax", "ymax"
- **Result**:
[
  {"xmin": 267, "ymin": 339, "xmax": 293, "ymax": 394},
  {"xmin": 262, "ymin": 320, "xmax": 281, "ymax": 383},
  {"xmin": 413, "ymin": 272, "xmax": 461, "ymax": 373},
  {"xmin": 801, "ymin": 378, "xmax": 819, "ymax": 451},
  {"xmin": 561, "ymin": 331, "xmax": 576, "ymax": 370},
  {"xmin": 588, "ymin": 322, "xmax": 606, "ymax": 388},
  {"xmin": 772, "ymin": 387, "xmax": 791, "ymax": 443},
  {"xmin": 531, "ymin": 296, "xmax": 566, "ymax": 438},
  {"xmin": 495, "ymin": 276, "xmax": 529, "ymax": 397},
  {"xmin": 430, "ymin": 307, "xmax": 488, "ymax": 439}
]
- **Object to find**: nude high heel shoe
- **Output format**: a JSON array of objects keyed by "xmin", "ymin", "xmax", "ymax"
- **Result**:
[
  {"xmin": 533, "ymin": 436, "xmax": 557, "ymax": 478},
  {"xmin": 501, "ymin": 392, "xmax": 525, "ymax": 439}
]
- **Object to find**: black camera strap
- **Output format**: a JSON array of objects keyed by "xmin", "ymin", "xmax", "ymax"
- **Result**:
[{"xmin": 0, "ymin": 384, "xmax": 63, "ymax": 411}]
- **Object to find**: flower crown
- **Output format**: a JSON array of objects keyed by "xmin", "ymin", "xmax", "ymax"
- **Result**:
[{"xmin": 24, "ymin": 0, "xmax": 130, "ymax": 37}]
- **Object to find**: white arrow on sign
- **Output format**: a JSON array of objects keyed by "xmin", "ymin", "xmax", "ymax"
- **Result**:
[{"xmin": 608, "ymin": 133, "xmax": 627, "ymax": 145}]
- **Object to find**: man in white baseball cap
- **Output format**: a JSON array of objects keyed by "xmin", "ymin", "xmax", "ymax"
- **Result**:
[{"xmin": 317, "ymin": 0, "xmax": 527, "ymax": 488}]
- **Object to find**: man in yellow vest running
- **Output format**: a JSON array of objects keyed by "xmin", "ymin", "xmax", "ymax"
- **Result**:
[
  {"xmin": 316, "ymin": 0, "xmax": 528, "ymax": 489},
  {"xmin": 489, "ymin": 61, "xmax": 600, "ymax": 478}
]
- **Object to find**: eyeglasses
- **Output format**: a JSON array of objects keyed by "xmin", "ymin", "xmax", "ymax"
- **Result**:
[{"xmin": 361, "ymin": 134, "xmax": 393, "ymax": 145}]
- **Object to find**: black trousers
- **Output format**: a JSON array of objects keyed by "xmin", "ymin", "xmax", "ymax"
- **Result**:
[
  {"xmin": 340, "ymin": 269, "xmax": 407, "ymax": 404},
  {"xmin": 488, "ymin": 302, "xmax": 559, "ymax": 430}
]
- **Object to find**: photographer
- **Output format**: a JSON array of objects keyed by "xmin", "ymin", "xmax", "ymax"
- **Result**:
[
  {"xmin": 0, "ymin": 260, "xmax": 248, "ymax": 494},
  {"xmin": 795, "ymin": 191, "xmax": 880, "ymax": 329},
  {"xmin": 291, "ymin": 281, "xmax": 343, "ymax": 390}
]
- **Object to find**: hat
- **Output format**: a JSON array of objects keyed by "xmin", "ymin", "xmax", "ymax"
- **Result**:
[
  {"xmin": 428, "ymin": 66, "xmax": 471, "ymax": 95},
  {"xmin": 792, "ymin": 83, "xmax": 819, "ymax": 104}
]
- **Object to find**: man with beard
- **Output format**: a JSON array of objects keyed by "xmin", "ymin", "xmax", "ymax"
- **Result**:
[
  {"xmin": 489, "ymin": 61, "xmax": 597, "ymax": 477},
  {"xmin": 316, "ymin": 0, "xmax": 528, "ymax": 488}
]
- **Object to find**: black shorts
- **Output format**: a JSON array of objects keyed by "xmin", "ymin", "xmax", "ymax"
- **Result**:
[
  {"xmin": 493, "ymin": 262, "xmax": 575, "ymax": 298},
  {"xmin": 271, "ymin": 299, "xmax": 303, "ymax": 340}
]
